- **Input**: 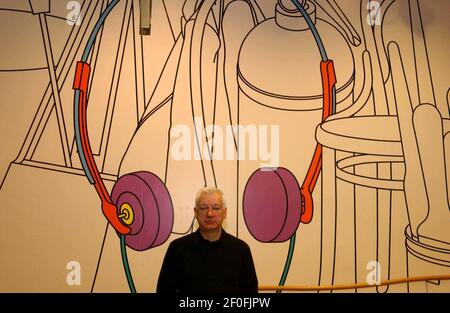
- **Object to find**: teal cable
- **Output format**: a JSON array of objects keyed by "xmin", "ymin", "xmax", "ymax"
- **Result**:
[
  {"xmin": 277, "ymin": 233, "xmax": 296, "ymax": 293},
  {"xmin": 120, "ymin": 235, "xmax": 137, "ymax": 293}
]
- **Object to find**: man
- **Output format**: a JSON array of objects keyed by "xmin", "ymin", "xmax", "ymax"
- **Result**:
[{"xmin": 156, "ymin": 187, "xmax": 258, "ymax": 293}]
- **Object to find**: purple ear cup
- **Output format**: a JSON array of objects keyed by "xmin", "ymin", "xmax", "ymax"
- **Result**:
[
  {"xmin": 243, "ymin": 167, "xmax": 302, "ymax": 242},
  {"xmin": 111, "ymin": 172, "xmax": 173, "ymax": 251}
]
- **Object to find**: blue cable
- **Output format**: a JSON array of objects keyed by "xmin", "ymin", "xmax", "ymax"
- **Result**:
[
  {"xmin": 82, "ymin": 0, "xmax": 120, "ymax": 62},
  {"xmin": 290, "ymin": 0, "xmax": 336, "ymax": 113},
  {"xmin": 74, "ymin": 0, "xmax": 121, "ymax": 184},
  {"xmin": 290, "ymin": 0, "xmax": 327, "ymax": 61}
]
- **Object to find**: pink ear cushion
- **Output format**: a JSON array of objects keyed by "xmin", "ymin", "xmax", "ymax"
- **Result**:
[
  {"xmin": 111, "ymin": 172, "xmax": 174, "ymax": 251},
  {"xmin": 243, "ymin": 167, "xmax": 301, "ymax": 242}
]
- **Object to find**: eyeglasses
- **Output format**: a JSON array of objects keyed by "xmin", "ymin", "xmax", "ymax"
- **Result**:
[{"xmin": 196, "ymin": 206, "xmax": 223, "ymax": 215}]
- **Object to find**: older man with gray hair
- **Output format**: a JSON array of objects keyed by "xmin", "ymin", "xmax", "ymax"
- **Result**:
[{"xmin": 157, "ymin": 187, "xmax": 258, "ymax": 293}]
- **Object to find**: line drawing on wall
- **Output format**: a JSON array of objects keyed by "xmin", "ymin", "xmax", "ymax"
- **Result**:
[{"xmin": 0, "ymin": 0, "xmax": 448, "ymax": 293}]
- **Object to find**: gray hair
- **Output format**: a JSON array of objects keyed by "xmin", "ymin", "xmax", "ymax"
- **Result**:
[{"xmin": 195, "ymin": 187, "xmax": 227, "ymax": 208}]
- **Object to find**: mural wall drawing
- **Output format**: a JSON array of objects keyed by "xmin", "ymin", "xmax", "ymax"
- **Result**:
[{"xmin": 0, "ymin": 0, "xmax": 449, "ymax": 293}]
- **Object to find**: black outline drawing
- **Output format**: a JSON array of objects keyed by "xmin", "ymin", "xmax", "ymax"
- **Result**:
[{"xmin": 0, "ymin": 0, "xmax": 448, "ymax": 292}]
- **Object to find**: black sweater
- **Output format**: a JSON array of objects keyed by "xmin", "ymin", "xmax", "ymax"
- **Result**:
[{"xmin": 156, "ymin": 229, "xmax": 258, "ymax": 293}]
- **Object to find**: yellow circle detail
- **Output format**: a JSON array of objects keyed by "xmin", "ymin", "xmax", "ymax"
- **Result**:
[{"xmin": 119, "ymin": 203, "xmax": 134, "ymax": 225}]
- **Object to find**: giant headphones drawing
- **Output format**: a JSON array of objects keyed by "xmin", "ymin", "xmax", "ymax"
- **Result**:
[{"xmin": 73, "ymin": 0, "xmax": 335, "ymax": 292}]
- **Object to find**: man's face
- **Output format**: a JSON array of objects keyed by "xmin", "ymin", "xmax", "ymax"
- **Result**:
[{"xmin": 195, "ymin": 192, "xmax": 227, "ymax": 232}]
